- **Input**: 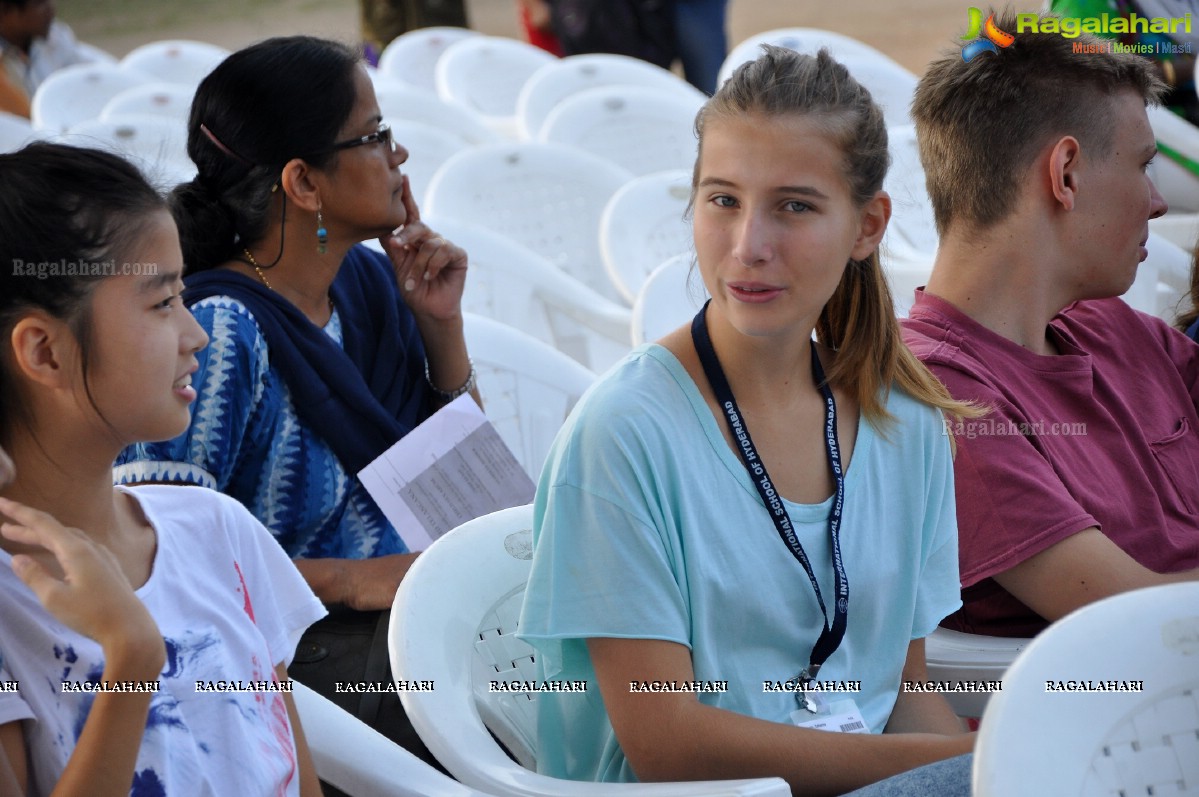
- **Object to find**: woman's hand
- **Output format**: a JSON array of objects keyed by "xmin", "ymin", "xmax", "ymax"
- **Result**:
[
  {"xmin": 0, "ymin": 498, "xmax": 164, "ymax": 670},
  {"xmin": 0, "ymin": 445, "xmax": 13, "ymax": 489},
  {"xmin": 380, "ymin": 176, "xmax": 468, "ymax": 324}
]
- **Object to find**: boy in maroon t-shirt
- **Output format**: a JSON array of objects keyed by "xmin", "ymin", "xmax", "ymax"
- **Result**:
[{"xmin": 900, "ymin": 10, "xmax": 1199, "ymax": 637}]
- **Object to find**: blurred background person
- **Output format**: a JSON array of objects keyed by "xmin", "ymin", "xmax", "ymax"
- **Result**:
[
  {"xmin": 0, "ymin": 0, "xmax": 90, "ymax": 117},
  {"xmin": 359, "ymin": 0, "xmax": 469, "ymax": 64}
]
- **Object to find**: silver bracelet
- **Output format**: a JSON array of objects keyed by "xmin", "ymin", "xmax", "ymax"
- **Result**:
[{"xmin": 425, "ymin": 358, "xmax": 476, "ymax": 401}]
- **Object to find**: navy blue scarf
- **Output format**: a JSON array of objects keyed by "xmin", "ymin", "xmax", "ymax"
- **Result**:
[{"xmin": 184, "ymin": 245, "xmax": 431, "ymax": 476}]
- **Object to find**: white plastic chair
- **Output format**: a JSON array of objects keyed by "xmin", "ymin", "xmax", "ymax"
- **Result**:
[
  {"xmin": 718, "ymin": 27, "xmax": 904, "ymax": 90},
  {"xmin": 836, "ymin": 55, "xmax": 918, "ymax": 129},
  {"xmin": 378, "ymin": 26, "xmax": 481, "ymax": 94},
  {"xmin": 464, "ymin": 314, "xmax": 598, "ymax": 480},
  {"xmin": 631, "ymin": 254, "xmax": 708, "ymax": 345},
  {"xmin": 973, "ymin": 582, "xmax": 1199, "ymax": 796},
  {"xmin": 386, "ymin": 119, "xmax": 471, "ymax": 207},
  {"xmin": 1124, "ymin": 230, "xmax": 1193, "ymax": 320},
  {"xmin": 59, "ymin": 115, "xmax": 195, "ymax": 188},
  {"xmin": 1148, "ymin": 104, "xmax": 1199, "ymax": 213},
  {"xmin": 30, "ymin": 63, "xmax": 153, "ymax": 134},
  {"xmin": 74, "ymin": 41, "xmax": 119, "ymax": 66},
  {"xmin": 880, "ymin": 124, "xmax": 937, "ymax": 315},
  {"xmin": 100, "ymin": 82, "xmax": 195, "ymax": 124},
  {"xmin": 538, "ymin": 85, "xmax": 703, "ymax": 178},
  {"xmin": 600, "ymin": 169, "xmax": 694, "ymax": 304},
  {"xmin": 293, "ymin": 681, "xmax": 494, "ymax": 796},
  {"xmin": 1149, "ymin": 213, "xmax": 1199, "ymax": 254},
  {"xmin": 424, "ymin": 142, "xmax": 635, "ymax": 305},
  {"xmin": 375, "ymin": 82, "xmax": 502, "ymax": 148},
  {"xmin": 118, "ymin": 39, "xmax": 230, "ymax": 88},
  {"xmin": 423, "ymin": 217, "xmax": 632, "ymax": 371},
  {"xmin": 517, "ymin": 53, "xmax": 704, "ymax": 141},
  {"xmin": 435, "ymin": 36, "xmax": 558, "ymax": 138},
  {"xmin": 389, "ymin": 504, "xmax": 792, "ymax": 797},
  {"xmin": 0, "ymin": 111, "xmax": 37, "ymax": 153},
  {"xmin": 923, "ymin": 627, "xmax": 1029, "ymax": 720}
]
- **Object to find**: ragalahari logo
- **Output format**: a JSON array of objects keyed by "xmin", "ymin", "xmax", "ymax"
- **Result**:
[{"xmin": 961, "ymin": 8, "xmax": 1015, "ymax": 62}]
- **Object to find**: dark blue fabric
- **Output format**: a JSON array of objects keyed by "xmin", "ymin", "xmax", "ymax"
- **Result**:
[
  {"xmin": 1186, "ymin": 317, "xmax": 1198, "ymax": 342},
  {"xmin": 183, "ymin": 245, "xmax": 430, "ymax": 477}
]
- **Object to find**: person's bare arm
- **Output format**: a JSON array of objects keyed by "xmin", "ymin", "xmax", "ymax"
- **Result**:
[
  {"xmin": 587, "ymin": 637, "xmax": 973, "ymax": 796},
  {"xmin": 292, "ymin": 553, "xmax": 418, "ymax": 611},
  {"xmin": 992, "ymin": 527, "xmax": 1199, "ymax": 623},
  {"xmin": 0, "ymin": 721, "xmax": 27, "ymax": 795},
  {"xmin": 277, "ymin": 663, "xmax": 323, "ymax": 797},
  {"xmin": 884, "ymin": 639, "xmax": 967, "ymax": 735}
]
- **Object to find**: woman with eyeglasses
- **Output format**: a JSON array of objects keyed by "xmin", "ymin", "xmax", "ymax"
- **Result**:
[{"xmin": 116, "ymin": 35, "xmax": 474, "ymax": 769}]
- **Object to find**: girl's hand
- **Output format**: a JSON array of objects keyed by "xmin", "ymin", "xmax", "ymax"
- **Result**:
[
  {"xmin": 380, "ymin": 175, "xmax": 468, "ymax": 324},
  {"xmin": 0, "ymin": 498, "xmax": 164, "ymax": 667}
]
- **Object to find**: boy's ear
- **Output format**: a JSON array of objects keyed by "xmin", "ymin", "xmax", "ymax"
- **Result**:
[
  {"xmin": 1048, "ymin": 135, "xmax": 1082, "ymax": 212},
  {"xmin": 8, "ymin": 313, "xmax": 76, "ymax": 390},
  {"xmin": 850, "ymin": 190, "xmax": 892, "ymax": 261}
]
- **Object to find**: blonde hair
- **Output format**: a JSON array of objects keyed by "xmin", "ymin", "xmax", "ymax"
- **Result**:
[{"xmin": 695, "ymin": 45, "xmax": 975, "ymax": 426}]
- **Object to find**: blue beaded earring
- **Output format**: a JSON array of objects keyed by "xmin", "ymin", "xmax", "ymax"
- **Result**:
[{"xmin": 316, "ymin": 205, "xmax": 328, "ymax": 254}]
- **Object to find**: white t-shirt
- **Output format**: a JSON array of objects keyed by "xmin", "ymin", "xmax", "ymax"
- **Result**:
[
  {"xmin": 0, "ymin": 485, "xmax": 326, "ymax": 797},
  {"xmin": 520, "ymin": 345, "xmax": 962, "ymax": 783}
]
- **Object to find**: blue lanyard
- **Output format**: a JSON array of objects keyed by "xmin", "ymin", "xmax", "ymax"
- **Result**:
[{"xmin": 691, "ymin": 302, "xmax": 849, "ymax": 701}]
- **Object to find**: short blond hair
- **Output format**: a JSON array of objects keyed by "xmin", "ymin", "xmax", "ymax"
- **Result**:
[{"xmin": 912, "ymin": 9, "xmax": 1164, "ymax": 236}]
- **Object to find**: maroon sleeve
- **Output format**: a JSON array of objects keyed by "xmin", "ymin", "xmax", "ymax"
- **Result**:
[{"xmin": 930, "ymin": 364, "xmax": 1099, "ymax": 587}]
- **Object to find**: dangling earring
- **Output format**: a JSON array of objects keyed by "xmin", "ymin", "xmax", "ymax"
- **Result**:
[{"xmin": 316, "ymin": 204, "xmax": 328, "ymax": 255}]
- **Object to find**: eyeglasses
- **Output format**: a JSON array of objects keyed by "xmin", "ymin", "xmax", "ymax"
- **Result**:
[{"xmin": 328, "ymin": 123, "xmax": 396, "ymax": 154}]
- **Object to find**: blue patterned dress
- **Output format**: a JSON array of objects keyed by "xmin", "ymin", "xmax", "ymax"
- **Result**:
[{"xmin": 116, "ymin": 247, "xmax": 425, "ymax": 559}]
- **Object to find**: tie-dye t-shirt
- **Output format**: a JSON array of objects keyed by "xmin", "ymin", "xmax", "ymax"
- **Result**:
[{"xmin": 0, "ymin": 485, "xmax": 326, "ymax": 797}]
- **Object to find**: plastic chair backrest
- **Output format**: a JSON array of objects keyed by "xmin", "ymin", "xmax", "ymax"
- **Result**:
[
  {"xmin": 60, "ymin": 114, "xmax": 195, "ymax": 188},
  {"xmin": 717, "ymin": 27, "xmax": 903, "ymax": 90},
  {"xmin": 973, "ymin": 582, "xmax": 1199, "ymax": 796},
  {"xmin": 420, "ymin": 216, "xmax": 632, "ymax": 371},
  {"xmin": 30, "ymin": 63, "xmax": 153, "ymax": 134},
  {"xmin": 74, "ymin": 41, "xmax": 118, "ymax": 66},
  {"xmin": 837, "ymin": 55, "xmax": 918, "ymax": 128},
  {"xmin": 600, "ymin": 169, "xmax": 694, "ymax": 304},
  {"xmin": 425, "ymin": 142, "xmax": 635, "ymax": 305},
  {"xmin": 924, "ymin": 627, "xmax": 1030, "ymax": 720},
  {"xmin": 100, "ymin": 82, "xmax": 195, "ymax": 123},
  {"xmin": 881, "ymin": 124, "xmax": 939, "ymax": 265},
  {"xmin": 389, "ymin": 505, "xmax": 792, "ymax": 797},
  {"xmin": 538, "ymin": 85, "xmax": 703, "ymax": 177},
  {"xmin": 378, "ymin": 26, "xmax": 481, "ymax": 93},
  {"xmin": 387, "ymin": 119, "xmax": 470, "ymax": 207},
  {"xmin": 463, "ymin": 314, "xmax": 597, "ymax": 480},
  {"xmin": 374, "ymin": 82, "xmax": 501, "ymax": 148},
  {"xmin": 1125, "ymin": 230, "xmax": 1194, "ymax": 319},
  {"xmin": 293, "ymin": 681, "xmax": 492, "ymax": 796},
  {"xmin": 517, "ymin": 53, "xmax": 704, "ymax": 140},
  {"xmin": 435, "ymin": 36, "xmax": 557, "ymax": 137},
  {"xmin": 0, "ymin": 111, "xmax": 37, "ymax": 153},
  {"xmin": 1148, "ymin": 104, "xmax": 1199, "ymax": 213},
  {"xmin": 631, "ymin": 253, "xmax": 708, "ymax": 345},
  {"xmin": 119, "ymin": 39, "xmax": 229, "ymax": 87}
]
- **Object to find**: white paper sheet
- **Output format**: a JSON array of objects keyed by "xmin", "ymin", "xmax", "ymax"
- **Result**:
[{"xmin": 357, "ymin": 395, "xmax": 536, "ymax": 551}]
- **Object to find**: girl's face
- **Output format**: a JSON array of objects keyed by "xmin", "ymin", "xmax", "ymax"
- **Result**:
[
  {"xmin": 691, "ymin": 112, "xmax": 888, "ymax": 343},
  {"xmin": 81, "ymin": 211, "xmax": 208, "ymax": 445}
]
